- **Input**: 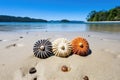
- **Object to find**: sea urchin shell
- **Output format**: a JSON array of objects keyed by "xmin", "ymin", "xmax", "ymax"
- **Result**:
[
  {"xmin": 52, "ymin": 38, "xmax": 72, "ymax": 57},
  {"xmin": 71, "ymin": 37, "xmax": 89, "ymax": 56},
  {"xmin": 33, "ymin": 39, "xmax": 52, "ymax": 59}
]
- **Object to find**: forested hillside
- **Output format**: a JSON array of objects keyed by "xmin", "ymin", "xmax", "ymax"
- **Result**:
[
  {"xmin": 87, "ymin": 6, "xmax": 120, "ymax": 21},
  {"xmin": 0, "ymin": 15, "xmax": 47, "ymax": 22}
]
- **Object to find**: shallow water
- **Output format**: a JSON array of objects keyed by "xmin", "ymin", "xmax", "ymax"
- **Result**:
[{"xmin": 0, "ymin": 22, "xmax": 120, "ymax": 33}]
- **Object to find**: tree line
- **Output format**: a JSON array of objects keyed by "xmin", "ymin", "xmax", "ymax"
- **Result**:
[
  {"xmin": 0, "ymin": 15, "xmax": 47, "ymax": 22},
  {"xmin": 86, "ymin": 6, "xmax": 120, "ymax": 21},
  {"xmin": 0, "ymin": 15, "xmax": 84, "ymax": 23}
]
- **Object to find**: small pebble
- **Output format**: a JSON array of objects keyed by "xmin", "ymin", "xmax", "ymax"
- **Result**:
[
  {"xmin": 29, "ymin": 67, "xmax": 37, "ymax": 74},
  {"xmin": 20, "ymin": 36, "xmax": 23, "ymax": 39},
  {"xmin": 61, "ymin": 65, "xmax": 69, "ymax": 72},
  {"xmin": 33, "ymin": 77, "xmax": 37, "ymax": 80},
  {"xmin": 26, "ymin": 32, "xmax": 29, "ymax": 34},
  {"xmin": 2, "ymin": 64, "xmax": 5, "ymax": 66},
  {"xmin": 88, "ymin": 35, "xmax": 90, "ymax": 37},
  {"xmin": 6, "ymin": 43, "xmax": 17, "ymax": 48},
  {"xmin": 13, "ymin": 44, "xmax": 16, "ymax": 46},
  {"xmin": 83, "ymin": 76, "xmax": 89, "ymax": 80}
]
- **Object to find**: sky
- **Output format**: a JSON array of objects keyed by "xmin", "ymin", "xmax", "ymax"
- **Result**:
[{"xmin": 0, "ymin": 0, "xmax": 120, "ymax": 21}]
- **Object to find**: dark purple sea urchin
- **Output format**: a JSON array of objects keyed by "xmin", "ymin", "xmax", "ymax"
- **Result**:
[{"xmin": 33, "ymin": 39, "xmax": 53, "ymax": 59}]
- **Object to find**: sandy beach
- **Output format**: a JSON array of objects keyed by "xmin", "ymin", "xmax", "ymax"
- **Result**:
[{"xmin": 0, "ymin": 31, "xmax": 120, "ymax": 80}]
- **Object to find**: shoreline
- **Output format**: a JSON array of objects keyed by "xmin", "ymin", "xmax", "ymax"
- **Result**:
[
  {"xmin": 0, "ymin": 21, "xmax": 120, "ymax": 23},
  {"xmin": 86, "ymin": 21, "xmax": 120, "ymax": 23}
]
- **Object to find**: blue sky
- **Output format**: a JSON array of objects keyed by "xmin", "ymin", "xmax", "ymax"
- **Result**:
[{"xmin": 0, "ymin": 0, "xmax": 119, "ymax": 21}]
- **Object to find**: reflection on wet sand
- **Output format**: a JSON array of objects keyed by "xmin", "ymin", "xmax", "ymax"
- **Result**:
[{"xmin": 88, "ymin": 24, "xmax": 120, "ymax": 32}]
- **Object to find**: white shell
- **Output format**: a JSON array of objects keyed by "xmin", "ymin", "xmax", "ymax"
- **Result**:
[{"xmin": 52, "ymin": 38, "xmax": 72, "ymax": 57}]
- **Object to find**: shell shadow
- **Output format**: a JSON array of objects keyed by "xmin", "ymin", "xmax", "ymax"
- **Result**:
[
  {"xmin": 87, "ymin": 49, "xmax": 92, "ymax": 56},
  {"xmin": 46, "ymin": 49, "xmax": 92, "ymax": 58},
  {"xmin": 79, "ymin": 49, "xmax": 92, "ymax": 57},
  {"xmin": 69, "ymin": 49, "xmax": 92, "ymax": 57}
]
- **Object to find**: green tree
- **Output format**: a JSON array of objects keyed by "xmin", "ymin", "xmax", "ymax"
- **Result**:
[
  {"xmin": 87, "ymin": 6, "xmax": 120, "ymax": 21},
  {"xmin": 86, "ymin": 11, "xmax": 97, "ymax": 21},
  {"xmin": 93, "ymin": 14, "xmax": 99, "ymax": 21}
]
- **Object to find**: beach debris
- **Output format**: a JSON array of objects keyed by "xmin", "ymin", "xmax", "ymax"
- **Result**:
[
  {"xmin": 52, "ymin": 38, "xmax": 72, "ymax": 57},
  {"xmin": 83, "ymin": 76, "xmax": 89, "ymax": 80},
  {"xmin": 61, "ymin": 65, "xmax": 70, "ymax": 72},
  {"xmin": 0, "ymin": 39, "xmax": 8, "ymax": 42},
  {"xmin": 19, "ymin": 36, "xmax": 23, "ymax": 39},
  {"xmin": 71, "ymin": 37, "xmax": 89, "ymax": 56},
  {"xmin": 88, "ymin": 35, "xmax": 90, "ymax": 37},
  {"xmin": 26, "ymin": 32, "xmax": 29, "ymax": 34},
  {"xmin": 29, "ymin": 67, "xmax": 37, "ymax": 74},
  {"xmin": 6, "ymin": 43, "xmax": 17, "ymax": 48},
  {"xmin": 6, "ymin": 43, "xmax": 24, "ymax": 48},
  {"xmin": 33, "ymin": 77, "xmax": 37, "ymax": 80},
  {"xmin": 2, "ymin": 64, "xmax": 5, "ymax": 66},
  {"xmin": 33, "ymin": 39, "xmax": 53, "ymax": 59}
]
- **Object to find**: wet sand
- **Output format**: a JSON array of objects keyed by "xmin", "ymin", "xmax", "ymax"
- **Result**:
[{"xmin": 0, "ymin": 31, "xmax": 120, "ymax": 80}]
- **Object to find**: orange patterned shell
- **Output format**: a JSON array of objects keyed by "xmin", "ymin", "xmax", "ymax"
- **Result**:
[{"xmin": 71, "ymin": 37, "xmax": 89, "ymax": 56}]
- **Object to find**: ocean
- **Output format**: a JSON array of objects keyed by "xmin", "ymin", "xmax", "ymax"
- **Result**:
[{"xmin": 0, "ymin": 22, "xmax": 120, "ymax": 33}]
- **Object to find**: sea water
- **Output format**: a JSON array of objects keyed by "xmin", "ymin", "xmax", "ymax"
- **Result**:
[{"xmin": 0, "ymin": 22, "xmax": 120, "ymax": 33}]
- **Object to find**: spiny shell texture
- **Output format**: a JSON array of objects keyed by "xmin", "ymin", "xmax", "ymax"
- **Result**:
[
  {"xmin": 33, "ymin": 39, "xmax": 52, "ymax": 59},
  {"xmin": 71, "ymin": 37, "xmax": 89, "ymax": 56},
  {"xmin": 52, "ymin": 38, "xmax": 72, "ymax": 57}
]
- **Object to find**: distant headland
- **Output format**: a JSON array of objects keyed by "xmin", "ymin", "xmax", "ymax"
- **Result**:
[
  {"xmin": 0, "ymin": 15, "xmax": 84, "ymax": 23},
  {"xmin": 0, "ymin": 15, "xmax": 47, "ymax": 22}
]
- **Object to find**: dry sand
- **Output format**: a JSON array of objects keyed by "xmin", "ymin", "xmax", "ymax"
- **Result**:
[{"xmin": 0, "ymin": 31, "xmax": 120, "ymax": 80}]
